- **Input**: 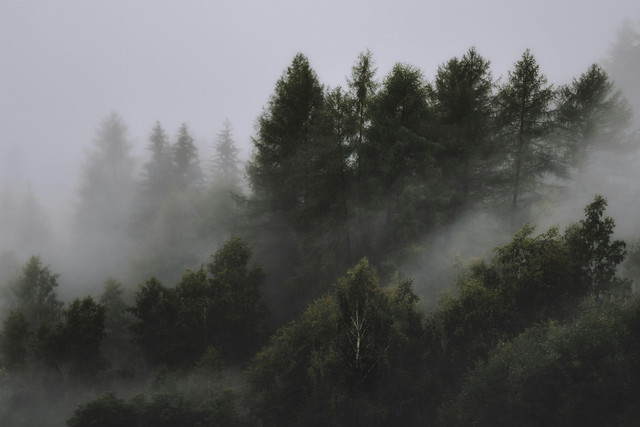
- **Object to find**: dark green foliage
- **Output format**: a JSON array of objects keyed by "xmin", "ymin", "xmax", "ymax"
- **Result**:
[
  {"xmin": 67, "ymin": 389, "xmax": 245, "ymax": 427},
  {"xmin": 0, "ymin": 310, "xmax": 29, "ymax": 369},
  {"xmin": 99, "ymin": 279, "xmax": 135, "ymax": 372},
  {"xmin": 432, "ymin": 47, "xmax": 496, "ymax": 211},
  {"xmin": 495, "ymin": 49, "xmax": 558, "ymax": 215},
  {"xmin": 247, "ymin": 52, "xmax": 325, "ymax": 219},
  {"xmin": 247, "ymin": 258, "xmax": 424, "ymax": 426},
  {"xmin": 441, "ymin": 297, "xmax": 640, "ymax": 426},
  {"xmin": 423, "ymin": 196, "xmax": 629, "ymax": 421},
  {"xmin": 67, "ymin": 391, "xmax": 136, "ymax": 427},
  {"xmin": 61, "ymin": 297, "xmax": 107, "ymax": 380},
  {"xmin": 131, "ymin": 277, "xmax": 182, "ymax": 367},
  {"xmin": 564, "ymin": 194, "xmax": 629, "ymax": 297},
  {"xmin": 132, "ymin": 237, "xmax": 268, "ymax": 367},
  {"xmin": 207, "ymin": 237, "xmax": 269, "ymax": 360}
]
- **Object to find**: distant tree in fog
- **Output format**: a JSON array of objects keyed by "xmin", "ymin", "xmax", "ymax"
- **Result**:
[
  {"xmin": 211, "ymin": 119, "xmax": 241, "ymax": 185},
  {"xmin": 141, "ymin": 121, "xmax": 174, "ymax": 206},
  {"xmin": 75, "ymin": 112, "xmax": 136, "ymax": 236},
  {"xmin": 557, "ymin": 64, "xmax": 633, "ymax": 166},
  {"xmin": 606, "ymin": 19, "xmax": 640, "ymax": 125},
  {"xmin": 173, "ymin": 123, "xmax": 202, "ymax": 190},
  {"xmin": 10, "ymin": 256, "xmax": 62, "ymax": 327}
]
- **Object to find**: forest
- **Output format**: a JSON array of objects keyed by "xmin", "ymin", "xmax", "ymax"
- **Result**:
[{"xmin": 2, "ymin": 22, "xmax": 640, "ymax": 426}]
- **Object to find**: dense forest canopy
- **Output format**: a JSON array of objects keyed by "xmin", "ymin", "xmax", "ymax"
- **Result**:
[{"xmin": 2, "ymin": 20, "xmax": 640, "ymax": 425}]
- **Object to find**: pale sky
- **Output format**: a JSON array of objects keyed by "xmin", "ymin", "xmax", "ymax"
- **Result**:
[{"xmin": 1, "ymin": 0, "xmax": 639, "ymax": 226}]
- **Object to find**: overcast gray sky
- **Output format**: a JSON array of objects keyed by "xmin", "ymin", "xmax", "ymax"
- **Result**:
[{"xmin": 2, "ymin": 0, "xmax": 640, "ymax": 226}]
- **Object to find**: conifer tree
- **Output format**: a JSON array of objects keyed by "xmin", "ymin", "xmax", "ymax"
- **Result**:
[{"xmin": 495, "ymin": 50, "xmax": 557, "ymax": 219}]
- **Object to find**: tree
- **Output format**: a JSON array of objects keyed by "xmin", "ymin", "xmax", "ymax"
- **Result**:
[
  {"xmin": 0, "ymin": 310, "xmax": 29, "ymax": 370},
  {"xmin": 360, "ymin": 62, "xmax": 438, "ymax": 255},
  {"xmin": 60, "ymin": 297, "xmax": 107, "ymax": 380},
  {"xmin": 247, "ymin": 52, "xmax": 325, "ymax": 223},
  {"xmin": 556, "ymin": 64, "xmax": 633, "ymax": 166},
  {"xmin": 247, "ymin": 258, "xmax": 424, "ymax": 426},
  {"xmin": 131, "ymin": 277, "xmax": 182, "ymax": 367},
  {"xmin": 99, "ymin": 279, "xmax": 135, "ymax": 372},
  {"xmin": 74, "ymin": 112, "xmax": 137, "ymax": 285},
  {"xmin": 606, "ymin": 19, "xmax": 640, "ymax": 125},
  {"xmin": 76, "ymin": 111, "xmax": 136, "ymax": 233},
  {"xmin": 348, "ymin": 49, "xmax": 378, "ymax": 152},
  {"xmin": 564, "ymin": 195, "xmax": 629, "ymax": 297},
  {"xmin": 495, "ymin": 50, "xmax": 557, "ymax": 220},
  {"xmin": 11, "ymin": 256, "xmax": 62, "ymax": 327},
  {"xmin": 173, "ymin": 123, "xmax": 202, "ymax": 190},
  {"xmin": 206, "ymin": 237, "xmax": 269, "ymax": 360},
  {"xmin": 432, "ymin": 47, "xmax": 496, "ymax": 211},
  {"xmin": 137, "ymin": 121, "xmax": 174, "ymax": 215},
  {"xmin": 211, "ymin": 119, "xmax": 241, "ymax": 185},
  {"xmin": 67, "ymin": 391, "xmax": 137, "ymax": 427},
  {"xmin": 246, "ymin": 53, "xmax": 331, "ymax": 313}
]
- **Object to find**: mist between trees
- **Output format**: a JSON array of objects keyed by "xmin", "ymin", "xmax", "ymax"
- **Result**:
[{"xmin": 2, "ymin": 22, "xmax": 640, "ymax": 426}]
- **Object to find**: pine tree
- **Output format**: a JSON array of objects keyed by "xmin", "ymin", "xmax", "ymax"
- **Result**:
[
  {"xmin": 556, "ymin": 64, "xmax": 632, "ymax": 167},
  {"xmin": 211, "ymin": 119, "xmax": 241, "ymax": 185},
  {"xmin": 173, "ymin": 123, "xmax": 202, "ymax": 190},
  {"xmin": 495, "ymin": 50, "xmax": 557, "ymax": 220},
  {"xmin": 432, "ymin": 47, "xmax": 496, "ymax": 211}
]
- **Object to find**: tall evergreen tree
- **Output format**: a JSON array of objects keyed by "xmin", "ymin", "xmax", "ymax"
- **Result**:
[
  {"xmin": 143, "ymin": 121, "xmax": 174, "ymax": 199},
  {"xmin": 173, "ymin": 123, "xmax": 202, "ymax": 190},
  {"xmin": 246, "ymin": 53, "xmax": 329, "ymax": 313},
  {"xmin": 348, "ymin": 49, "xmax": 378, "ymax": 152},
  {"xmin": 74, "ymin": 112, "xmax": 137, "ymax": 284},
  {"xmin": 362, "ymin": 63, "xmax": 438, "ymax": 253},
  {"xmin": 432, "ymin": 47, "xmax": 496, "ymax": 211},
  {"xmin": 247, "ymin": 53, "xmax": 325, "ymax": 226},
  {"xmin": 76, "ymin": 112, "xmax": 136, "ymax": 233},
  {"xmin": 495, "ymin": 50, "xmax": 557, "ymax": 220},
  {"xmin": 605, "ymin": 19, "xmax": 640, "ymax": 125},
  {"xmin": 556, "ymin": 64, "xmax": 632, "ymax": 167},
  {"xmin": 211, "ymin": 119, "xmax": 241, "ymax": 185}
]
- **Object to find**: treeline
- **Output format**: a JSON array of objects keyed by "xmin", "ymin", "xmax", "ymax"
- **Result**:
[
  {"xmin": 2, "ymin": 197, "xmax": 640, "ymax": 425},
  {"xmin": 245, "ymin": 48, "xmax": 633, "ymax": 317},
  {"xmin": 0, "ymin": 38, "xmax": 640, "ymax": 424}
]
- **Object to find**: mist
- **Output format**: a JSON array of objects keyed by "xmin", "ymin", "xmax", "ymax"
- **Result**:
[{"xmin": 2, "ymin": 1, "xmax": 640, "ymax": 426}]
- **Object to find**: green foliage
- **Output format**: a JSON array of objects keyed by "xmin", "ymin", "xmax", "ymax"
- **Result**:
[
  {"xmin": 132, "ymin": 237, "xmax": 268, "ymax": 367},
  {"xmin": 432, "ymin": 47, "xmax": 496, "ymax": 211},
  {"xmin": 424, "ymin": 196, "xmax": 628, "ymax": 417},
  {"xmin": 557, "ymin": 64, "xmax": 632, "ymax": 165},
  {"xmin": 67, "ymin": 391, "xmax": 136, "ymax": 427},
  {"xmin": 0, "ymin": 311, "xmax": 29, "ymax": 369},
  {"xmin": 495, "ymin": 49, "xmax": 558, "ymax": 213},
  {"xmin": 61, "ymin": 297, "xmax": 107, "ymax": 380},
  {"xmin": 441, "ymin": 297, "xmax": 640, "ymax": 426},
  {"xmin": 207, "ymin": 237, "xmax": 269, "ymax": 360},
  {"xmin": 564, "ymin": 194, "xmax": 629, "ymax": 297},
  {"xmin": 11, "ymin": 256, "xmax": 63, "ymax": 328},
  {"xmin": 247, "ymin": 258, "xmax": 424, "ymax": 426}
]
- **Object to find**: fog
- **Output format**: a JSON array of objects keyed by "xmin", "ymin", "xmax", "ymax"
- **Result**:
[
  {"xmin": 3, "ymin": 2, "xmax": 640, "ymax": 425},
  {"xmin": 0, "ymin": 0, "xmax": 637, "ymax": 292}
]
